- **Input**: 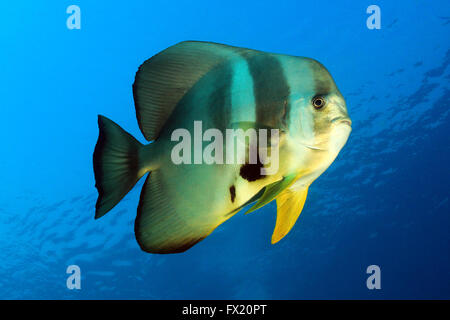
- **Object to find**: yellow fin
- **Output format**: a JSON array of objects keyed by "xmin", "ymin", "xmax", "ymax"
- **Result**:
[{"xmin": 271, "ymin": 187, "xmax": 309, "ymax": 244}]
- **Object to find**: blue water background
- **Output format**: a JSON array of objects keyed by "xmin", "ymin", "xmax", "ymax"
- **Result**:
[{"xmin": 0, "ymin": 0, "xmax": 449, "ymax": 299}]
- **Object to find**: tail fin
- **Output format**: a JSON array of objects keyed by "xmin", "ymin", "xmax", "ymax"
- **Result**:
[{"xmin": 93, "ymin": 115, "xmax": 145, "ymax": 219}]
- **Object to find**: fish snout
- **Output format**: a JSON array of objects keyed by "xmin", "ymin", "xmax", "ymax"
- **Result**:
[{"xmin": 340, "ymin": 119, "xmax": 352, "ymax": 127}]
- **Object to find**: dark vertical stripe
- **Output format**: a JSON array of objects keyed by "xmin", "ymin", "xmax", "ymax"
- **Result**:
[
  {"xmin": 241, "ymin": 52, "xmax": 290, "ymax": 129},
  {"xmin": 309, "ymin": 60, "xmax": 335, "ymax": 95},
  {"xmin": 205, "ymin": 64, "xmax": 233, "ymax": 131},
  {"xmin": 308, "ymin": 59, "xmax": 336, "ymax": 134}
]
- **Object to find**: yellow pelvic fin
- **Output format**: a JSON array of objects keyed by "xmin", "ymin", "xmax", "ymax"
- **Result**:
[{"xmin": 271, "ymin": 187, "xmax": 309, "ymax": 244}]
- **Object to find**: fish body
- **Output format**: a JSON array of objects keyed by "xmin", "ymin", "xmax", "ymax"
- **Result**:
[{"xmin": 93, "ymin": 41, "xmax": 351, "ymax": 253}]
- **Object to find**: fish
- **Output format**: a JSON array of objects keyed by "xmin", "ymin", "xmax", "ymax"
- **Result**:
[{"xmin": 93, "ymin": 41, "xmax": 352, "ymax": 254}]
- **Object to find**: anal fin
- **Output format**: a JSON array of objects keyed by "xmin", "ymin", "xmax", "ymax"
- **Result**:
[{"xmin": 135, "ymin": 168, "xmax": 229, "ymax": 254}]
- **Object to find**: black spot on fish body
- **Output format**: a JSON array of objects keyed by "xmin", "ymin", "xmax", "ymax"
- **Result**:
[
  {"xmin": 240, "ymin": 157, "xmax": 264, "ymax": 182},
  {"xmin": 229, "ymin": 185, "xmax": 236, "ymax": 203}
]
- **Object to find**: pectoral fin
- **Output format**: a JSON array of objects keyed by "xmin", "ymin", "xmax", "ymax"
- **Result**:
[
  {"xmin": 271, "ymin": 187, "xmax": 309, "ymax": 244},
  {"xmin": 245, "ymin": 174, "xmax": 298, "ymax": 214}
]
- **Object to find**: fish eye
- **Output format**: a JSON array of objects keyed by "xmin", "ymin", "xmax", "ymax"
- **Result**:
[{"xmin": 312, "ymin": 96, "xmax": 326, "ymax": 109}]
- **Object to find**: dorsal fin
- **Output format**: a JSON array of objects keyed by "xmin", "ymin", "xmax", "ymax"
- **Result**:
[{"xmin": 132, "ymin": 41, "xmax": 248, "ymax": 141}]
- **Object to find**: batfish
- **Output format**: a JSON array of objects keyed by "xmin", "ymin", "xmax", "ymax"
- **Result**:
[{"xmin": 93, "ymin": 41, "xmax": 352, "ymax": 254}]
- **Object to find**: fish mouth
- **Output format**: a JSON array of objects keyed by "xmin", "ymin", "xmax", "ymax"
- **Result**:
[
  {"xmin": 341, "ymin": 119, "xmax": 352, "ymax": 127},
  {"xmin": 331, "ymin": 117, "xmax": 352, "ymax": 127}
]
